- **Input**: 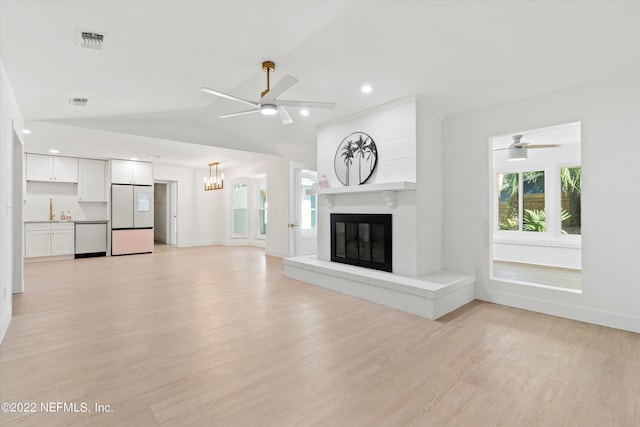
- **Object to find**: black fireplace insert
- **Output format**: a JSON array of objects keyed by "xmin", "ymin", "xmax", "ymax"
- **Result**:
[{"xmin": 330, "ymin": 213, "xmax": 392, "ymax": 272}]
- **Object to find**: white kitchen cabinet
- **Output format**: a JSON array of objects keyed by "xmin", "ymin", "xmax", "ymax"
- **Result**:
[
  {"xmin": 25, "ymin": 224, "xmax": 51, "ymax": 258},
  {"xmin": 132, "ymin": 162, "xmax": 153, "ymax": 185},
  {"xmin": 78, "ymin": 158, "xmax": 107, "ymax": 202},
  {"xmin": 25, "ymin": 222, "xmax": 75, "ymax": 258},
  {"xmin": 25, "ymin": 154, "xmax": 52, "ymax": 181},
  {"xmin": 26, "ymin": 154, "xmax": 78, "ymax": 183},
  {"xmin": 50, "ymin": 224, "xmax": 75, "ymax": 255},
  {"xmin": 111, "ymin": 159, "xmax": 153, "ymax": 185}
]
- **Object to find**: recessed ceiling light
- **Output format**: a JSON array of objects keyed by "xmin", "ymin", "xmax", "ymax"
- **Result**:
[
  {"xmin": 130, "ymin": 157, "xmax": 138, "ymax": 161},
  {"xmin": 300, "ymin": 109, "xmax": 309, "ymax": 117},
  {"xmin": 361, "ymin": 84, "xmax": 372, "ymax": 94},
  {"xmin": 22, "ymin": 129, "xmax": 31, "ymax": 135},
  {"xmin": 69, "ymin": 97, "xmax": 89, "ymax": 106},
  {"xmin": 49, "ymin": 149, "xmax": 59, "ymax": 154}
]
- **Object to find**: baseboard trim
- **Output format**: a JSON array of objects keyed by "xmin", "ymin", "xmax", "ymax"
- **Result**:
[
  {"xmin": 0, "ymin": 305, "xmax": 12, "ymax": 345},
  {"xmin": 476, "ymin": 290, "xmax": 640, "ymax": 333},
  {"xmin": 265, "ymin": 249, "xmax": 289, "ymax": 258},
  {"xmin": 176, "ymin": 240, "xmax": 223, "ymax": 248}
]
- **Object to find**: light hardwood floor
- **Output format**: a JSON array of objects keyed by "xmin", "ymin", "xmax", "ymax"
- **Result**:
[{"xmin": 1, "ymin": 245, "xmax": 638, "ymax": 426}]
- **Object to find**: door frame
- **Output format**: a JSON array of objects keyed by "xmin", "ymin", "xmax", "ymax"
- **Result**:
[
  {"xmin": 288, "ymin": 163, "xmax": 318, "ymax": 257},
  {"xmin": 154, "ymin": 179, "xmax": 178, "ymax": 245},
  {"xmin": 11, "ymin": 125, "xmax": 24, "ymax": 293}
]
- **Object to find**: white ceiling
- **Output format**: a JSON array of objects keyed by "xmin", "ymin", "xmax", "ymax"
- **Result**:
[{"xmin": 1, "ymin": 1, "xmax": 638, "ymax": 167}]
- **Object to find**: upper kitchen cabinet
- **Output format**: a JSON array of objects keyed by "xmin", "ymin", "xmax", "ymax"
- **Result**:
[
  {"xmin": 26, "ymin": 153, "xmax": 78, "ymax": 183},
  {"xmin": 78, "ymin": 158, "xmax": 107, "ymax": 202},
  {"xmin": 111, "ymin": 159, "xmax": 153, "ymax": 185}
]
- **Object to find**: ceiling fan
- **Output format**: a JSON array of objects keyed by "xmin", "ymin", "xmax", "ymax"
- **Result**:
[
  {"xmin": 199, "ymin": 61, "xmax": 336, "ymax": 125},
  {"xmin": 495, "ymin": 135, "xmax": 561, "ymax": 161}
]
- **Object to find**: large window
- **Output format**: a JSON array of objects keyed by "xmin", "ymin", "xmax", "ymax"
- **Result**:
[
  {"xmin": 497, "ymin": 171, "xmax": 545, "ymax": 233},
  {"xmin": 257, "ymin": 182, "xmax": 267, "ymax": 238},
  {"xmin": 232, "ymin": 183, "xmax": 248, "ymax": 237},
  {"xmin": 560, "ymin": 167, "xmax": 581, "ymax": 235}
]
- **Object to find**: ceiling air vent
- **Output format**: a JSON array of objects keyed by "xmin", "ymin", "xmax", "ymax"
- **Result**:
[
  {"xmin": 76, "ymin": 30, "xmax": 105, "ymax": 49},
  {"xmin": 69, "ymin": 98, "xmax": 89, "ymax": 106}
]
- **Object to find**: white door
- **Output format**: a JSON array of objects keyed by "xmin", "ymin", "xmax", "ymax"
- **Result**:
[{"xmin": 290, "ymin": 169, "xmax": 318, "ymax": 256}]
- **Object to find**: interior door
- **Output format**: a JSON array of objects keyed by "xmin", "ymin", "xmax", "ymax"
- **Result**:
[{"xmin": 292, "ymin": 169, "xmax": 318, "ymax": 256}]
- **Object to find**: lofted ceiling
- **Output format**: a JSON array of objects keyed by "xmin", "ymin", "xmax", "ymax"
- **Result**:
[{"xmin": 1, "ymin": 0, "xmax": 638, "ymax": 167}]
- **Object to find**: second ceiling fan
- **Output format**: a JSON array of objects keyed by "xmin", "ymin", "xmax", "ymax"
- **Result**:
[
  {"xmin": 495, "ymin": 135, "xmax": 561, "ymax": 161},
  {"xmin": 200, "ymin": 61, "xmax": 336, "ymax": 125}
]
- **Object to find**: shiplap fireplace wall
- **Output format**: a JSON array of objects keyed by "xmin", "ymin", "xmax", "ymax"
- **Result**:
[
  {"xmin": 285, "ymin": 95, "xmax": 475, "ymax": 320},
  {"xmin": 315, "ymin": 95, "xmax": 445, "ymax": 278}
]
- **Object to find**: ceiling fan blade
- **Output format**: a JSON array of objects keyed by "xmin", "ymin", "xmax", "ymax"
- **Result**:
[
  {"xmin": 199, "ymin": 87, "xmax": 258, "ymax": 109},
  {"xmin": 219, "ymin": 109, "xmax": 260, "ymax": 118},
  {"xmin": 524, "ymin": 144, "xmax": 562, "ymax": 149},
  {"xmin": 275, "ymin": 100, "xmax": 336, "ymax": 109},
  {"xmin": 278, "ymin": 106, "xmax": 293, "ymax": 125},
  {"xmin": 261, "ymin": 75, "xmax": 298, "ymax": 102}
]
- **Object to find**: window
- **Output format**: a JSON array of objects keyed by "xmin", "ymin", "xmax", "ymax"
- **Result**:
[
  {"xmin": 560, "ymin": 167, "xmax": 581, "ymax": 235},
  {"xmin": 257, "ymin": 182, "xmax": 267, "ymax": 238},
  {"xmin": 497, "ymin": 172, "xmax": 519, "ymax": 231},
  {"xmin": 497, "ymin": 171, "xmax": 545, "ymax": 232},
  {"xmin": 300, "ymin": 178, "xmax": 317, "ymax": 232},
  {"xmin": 232, "ymin": 183, "xmax": 248, "ymax": 237}
]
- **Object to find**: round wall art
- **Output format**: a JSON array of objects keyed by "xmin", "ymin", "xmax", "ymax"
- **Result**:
[{"xmin": 333, "ymin": 132, "xmax": 378, "ymax": 186}]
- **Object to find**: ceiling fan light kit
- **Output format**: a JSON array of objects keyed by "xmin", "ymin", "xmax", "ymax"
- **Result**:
[
  {"xmin": 507, "ymin": 146, "xmax": 527, "ymax": 161},
  {"xmin": 199, "ymin": 60, "xmax": 335, "ymax": 125},
  {"xmin": 260, "ymin": 104, "xmax": 278, "ymax": 115}
]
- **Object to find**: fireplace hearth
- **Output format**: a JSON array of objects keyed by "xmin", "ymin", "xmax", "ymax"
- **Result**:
[{"xmin": 331, "ymin": 213, "xmax": 392, "ymax": 272}]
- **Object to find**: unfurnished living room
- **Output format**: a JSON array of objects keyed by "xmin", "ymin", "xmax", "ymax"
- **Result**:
[{"xmin": 0, "ymin": 1, "xmax": 638, "ymax": 426}]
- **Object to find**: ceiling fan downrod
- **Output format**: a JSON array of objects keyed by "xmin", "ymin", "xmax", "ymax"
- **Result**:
[{"xmin": 261, "ymin": 60, "xmax": 275, "ymax": 98}]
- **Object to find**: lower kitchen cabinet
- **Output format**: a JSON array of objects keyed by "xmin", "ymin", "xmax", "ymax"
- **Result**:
[{"xmin": 25, "ymin": 222, "xmax": 75, "ymax": 258}]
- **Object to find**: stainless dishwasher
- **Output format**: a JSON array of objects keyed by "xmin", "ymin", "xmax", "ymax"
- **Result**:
[{"xmin": 75, "ymin": 221, "xmax": 108, "ymax": 258}]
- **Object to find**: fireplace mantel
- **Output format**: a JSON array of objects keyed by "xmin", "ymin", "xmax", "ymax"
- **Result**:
[{"xmin": 307, "ymin": 181, "xmax": 416, "ymax": 208}]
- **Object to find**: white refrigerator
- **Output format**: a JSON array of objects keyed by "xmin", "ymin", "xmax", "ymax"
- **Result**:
[{"xmin": 111, "ymin": 184, "xmax": 154, "ymax": 255}]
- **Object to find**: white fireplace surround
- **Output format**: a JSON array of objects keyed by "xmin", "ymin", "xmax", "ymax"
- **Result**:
[
  {"xmin": 285, "ymin": 181, "xmax": 475, "ymax": 320},
  {"xmin": 284, "ymin": 95, "xmax": 475, "ymax": 320}
]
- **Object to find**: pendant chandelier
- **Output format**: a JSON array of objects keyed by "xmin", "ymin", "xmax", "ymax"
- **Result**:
[{"xmin": 204, "ymin": 162, "xmax": 224, "ymax": 191}]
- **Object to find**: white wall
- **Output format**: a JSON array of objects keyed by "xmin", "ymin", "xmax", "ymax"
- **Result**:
[
  {"xmin": 0, "ymin": 59, "xmax": 24, "ymax": 344},
  {"xmin": 444, "ymin": 71, "xmax": 640, "ymax": 333},
  {"xmin": 416, "ymin": 99, "xmax": 445, "ymax": 275},
  {"xmin": 23, "ymin": 181, "xmax": 107, "ymax": 221}
]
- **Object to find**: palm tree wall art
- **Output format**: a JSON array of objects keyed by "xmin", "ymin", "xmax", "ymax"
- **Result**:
[{"xmin": 334, "ymin": 132, "xmax": 378, "ymax": 186}]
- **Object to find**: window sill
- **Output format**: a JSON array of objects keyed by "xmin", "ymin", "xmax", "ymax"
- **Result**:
[{"xmin": 493, "ymin": 235, "xmax": 581, "ymax": 249}]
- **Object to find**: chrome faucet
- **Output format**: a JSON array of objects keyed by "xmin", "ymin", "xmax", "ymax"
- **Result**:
[{"xmin": 49, "ymin": 198, "xmax": 54, "ymax": 221}]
